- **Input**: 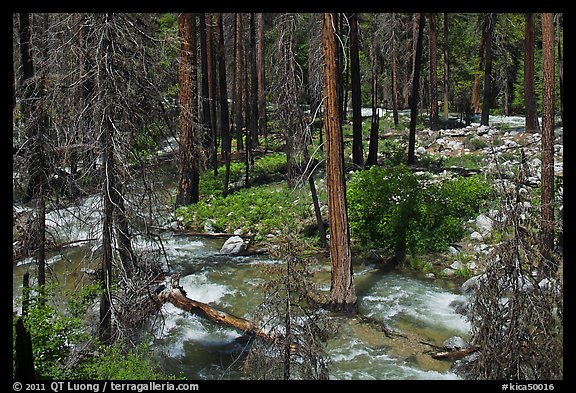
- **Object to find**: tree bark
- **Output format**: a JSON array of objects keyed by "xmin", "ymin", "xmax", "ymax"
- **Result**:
[
  {"xmin": 481, "ymin": 13, "xmax": 496, "ymax": 127},
  {"xmin": 205, "ymin": 14, "xmax": 218, "ymax": 175},
  {"xmin": 365, "ymin": 45, "xmax": 380, "ymax": 167},
  {"xmin": 471, "ymin": 15, "xmax": 488, "ymax": 116},
  {"xmin": 322, "ymin": 13, "xmax": 357, "ymax": 314},
  {"xmin": 540, "ymin": 13, "xmax": 556, "ymax": 276},
  {"xmin": 391, "ymin": 31, "xmax": 399, "ymax": 126},
  {"xmin": 176, "ymin": 13, "xmax": 201, "ymax": 207},
  {"xmin": 429, "ymin": 13, "xmax": 439, "ymax": 131},
  {"xmin": 407, "ymin": 13, "xmax": 425, "ymax": 166},
  {"xmin": 234, "ymin": 13, "xmax": 244, "ymax": 151},
  {"xmin": 443, "ymin": 13, "xmax": 450, "ymax": 122},
  {"xmin": 256, "ymin": 13, "xmax": 268, "ymax": 149},
  {"xmin": 556, "ymin": 15, "xmax": 563, "ymax": 126},
  {"xmin": 158, "ymin": 274, "xmax": 275, "ymax": 343},
  {"xmin": 348, "ymin": 13, "xmax": 363, "ymax": 167},
  {"xmin": 524, "ymin": 13, "xmax": 540, "ymax": 133},
  {"xmin": 215, "ymin": 14, "xmax": 231, "ymax": 195}
]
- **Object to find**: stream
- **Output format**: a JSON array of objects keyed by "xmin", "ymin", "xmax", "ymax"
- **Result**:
[{"xmin": 13, "ymin": 195, "xmax": 471, "ymax": 380}]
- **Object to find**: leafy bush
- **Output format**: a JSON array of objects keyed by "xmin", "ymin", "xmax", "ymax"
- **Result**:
[
  {"xmin": 13, "ymin": 283, "xmax": 173, "ymax": 380},
  {"xmin": 347, "ymin": 165, "xmax": 491, "ymax": 255}
]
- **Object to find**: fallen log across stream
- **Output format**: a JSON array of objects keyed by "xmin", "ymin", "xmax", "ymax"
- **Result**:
[
  {"xmin": 157, "ymin": 274, "xmax": 278, "ymax": 344},
  {"xmin": 156, "ymin": 274, "xmax": 476, "ymax": 364}
]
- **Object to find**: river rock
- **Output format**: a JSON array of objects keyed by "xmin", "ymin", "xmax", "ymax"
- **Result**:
[
  {"xmin": 443, "ymin": 336, "xmax": 470, "ymax": 351},
  {"xmin": 220, "ymin": 236, "xmax": 246, "ymax": 255},
  {"xmin": 470, "ymin": 231, "xmax": 483, "ymax": 241},
  {"xmin": 461, "ymin": 274, "xmax": 485, "ymax": 294},
  {"xmin": 475, "ymin": 214, "xmax": 493, "ymax": 236},
  {"xmin": 416, "ymin": 146, "xmax": 426, "ymax": 155}
]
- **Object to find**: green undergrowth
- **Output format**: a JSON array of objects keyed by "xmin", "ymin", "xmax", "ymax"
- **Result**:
[
  {"xmin": 177, "ymin": 182, "xmax": 319, "ymax": 242},
  {"xmin": 199, "ymin": 152, "xmax": 287, "ymax": 198}
]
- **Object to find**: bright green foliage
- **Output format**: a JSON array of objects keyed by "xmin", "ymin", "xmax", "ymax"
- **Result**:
[
  {"xmin": 178, "ymin": 183, "xmax": 313, "ymax": 241},
  {"xmin": 77, "ymin": 340, "xmax": 175, "ymax": 380},
  {"xmin": 14, "ymin": 284, "xmax": 87, "ymax": 379},
  {"xmin": 13, "ymin": 283, "xmax": 173, "ymax": 380},
  {"xmin": 199, "ymin": 152, "xmax": 287, "ymax": 198},
  {"xmin": 347, "ymin": 165, "xmax": 491, "ymax": 254}
]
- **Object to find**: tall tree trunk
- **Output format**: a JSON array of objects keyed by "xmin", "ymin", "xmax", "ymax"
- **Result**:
[
  {"xmin": 391, "ymin": 31, "xmax": 399, "ymax": 126},
  {"xmin": 480, "ymin": 13, "xmax": 496, "ymax": 127},
  {"xmin": 19, "ymin": 13, "xmax": 41, "ymax": 201},
  {"xmin": 429, "ymin": 13, "xmax": 439, "ymax": 131},
  {"xmin": 407, "ymin": 13, "xmax": 425, "ymax": 166},
  {"xmin": 249, "ymin": 13, "xmax": 259, "ymax": 151},
  {"xmin": 555, "ymin": 15, "xmax": 563, "ymax": 127},
  {"xmin": 443, "ymin": 13, "xmax": 450, "ymax": 122},
  {"xmin": 234, "ymin": 13, "xmax": 244, "ymax": 151},
  {"xmin": 199, "ymin": 13, "xmax": 214, "ymax": 167},
  {"xmin": 471, "ymin": 15, "xmax": 488, "ymax": 116},
  {"xmin": 348, "ymin": 13, "xmax": 363, "ymax": 167},
  {"xmin": 99, "ymin": 115, "xmax": 115, "ymax": 346},
  {"xmin": 322, "ymin": 13, "xmax": 357, "ymax": 314},
  {"xmin": 215, "ymin": 14, "xmax": 231, "ymax": 195},
  {"xmin": 524, "ymin": 13, "xmax": 540, "ymax": 132},
  {"xmin": 256, "ymin": 13, "xmax": 268, "ymax": 150},
  {"xmin": 366, "ymin": 46, "xmax": 380, "ymax": 167},
  {"xmin": 205, "ymin": 14, "xmax": 218, "ymax": 175},
  {"xmin": 176, "ymin": 13, "xmax": 200, "ymax": 207},
  {"xmin": 540, "ymin": 13, "xmax": 556, "ymax": 276}
]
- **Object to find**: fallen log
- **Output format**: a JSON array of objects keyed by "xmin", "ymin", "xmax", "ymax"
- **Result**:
[
  {"xmin": 157, "ymin": 274, "xmax": 275, "ymax": 343},
  {"xmin": 430, "ymin": 346, "xmax": 479, "ymax": 361}
]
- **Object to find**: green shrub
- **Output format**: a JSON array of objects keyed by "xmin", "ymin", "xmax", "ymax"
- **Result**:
[
  {"xmin": 347, "ymin": 165, "xmax": 491, "ymax": 255},
  {"xmin": 13, "ymin": 283, "xmax": 173, "ymax": 380}
]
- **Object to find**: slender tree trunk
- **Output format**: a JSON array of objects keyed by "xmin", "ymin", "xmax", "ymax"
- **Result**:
[
  {"xmin": 540, "ymin": 13, "xmax": 556, "ymax": 276},
  {"xmin": 100, "ymin": 116, "xmax": 115, "ymax": 346},
  {"xmin": 391, "ymin": 31, "xmax": 399, "ymax": 126},
  {"xmin": 471, "ymin": 15, "xmax": 488, "ymax": 116},
  {"xmin": 348, "ymin": 13, "xmax": 363, "ymax": 167},
  {"xmin": 19, "ymin": 13, "xmax": 41, "ymax": 201},
  {"xmin": 556, "ymin": 15, "xmax": 563, "ymax": 127},
  {"xmin": 407, "ymin": 13, "xmax": 425, "ymax": 166},
  {"xmin": 481, "ymin": 13, "xmax": 496, "ymax": 127},
  {"xmin": 256, "ymin": 13, "xmax": 268, "ymax": 150},
  {"xmin": 206, "ymin": 14, "xmax": 218, "ymax": 175},
  {"xmin": 429, "ymin": 13, "xmax": 439, "ymax": 131},
  {"xmin": 443, "ymin": 13, "xmax": 450, "ymax": 122},
  {"xmin": 322, "ymin": 13, "xmax": 357, "ymax": 314},
  {"xmin": 234, "ymin": 13, "xmax": 244, "ymax": 151},
  {"xmin": 524, "ymin": 13, "xmax": 540, "ymax": 132},
  {"xmin": 249, "ymin": 13, "xmax": 259, "ymax": 151},
  {"xmin": 216, "ymin": 14, "xmax": 231, "ymax": 195},
  {"xmin": 176, "ymin": 13, "xmax": 200, "ymax": 207},
  {"xmin": 366, "ymin": 46, "xmax": 380, "ymax": 167},
  {"xmin": 199, "ymin": 13, "xmax": 213, "ymax": 167}
]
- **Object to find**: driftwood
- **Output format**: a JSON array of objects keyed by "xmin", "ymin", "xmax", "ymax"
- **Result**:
[
  {"xmin": 430, "ymin": 346, "xmax": 479, "ymax": 361},
  {"xmin": 157, "ymin": 274, "xmax": 276, "ymax": 343}
]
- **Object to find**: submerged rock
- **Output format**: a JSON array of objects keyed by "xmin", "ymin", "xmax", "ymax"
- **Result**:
[{"xmin": 443, "ymin": 336, "xmax": 470, "ymax": 351}]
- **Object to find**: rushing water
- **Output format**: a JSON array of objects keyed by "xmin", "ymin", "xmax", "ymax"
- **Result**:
[{"xmin": 13, "ymin": 195, "xmax": 471, "ymax": 381}]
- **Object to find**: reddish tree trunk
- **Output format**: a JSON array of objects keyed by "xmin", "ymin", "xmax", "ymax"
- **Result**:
[
  {"xmin": 176, "ymin": 13, "xmax": 200, "ymax": 207},
  {"xmin": 322, "ymin": 13, "xmax": 357, "ymax": 314},
  {"xmin": 540, "ymin": 13, "xmax": 556, "ymax": 276}
]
